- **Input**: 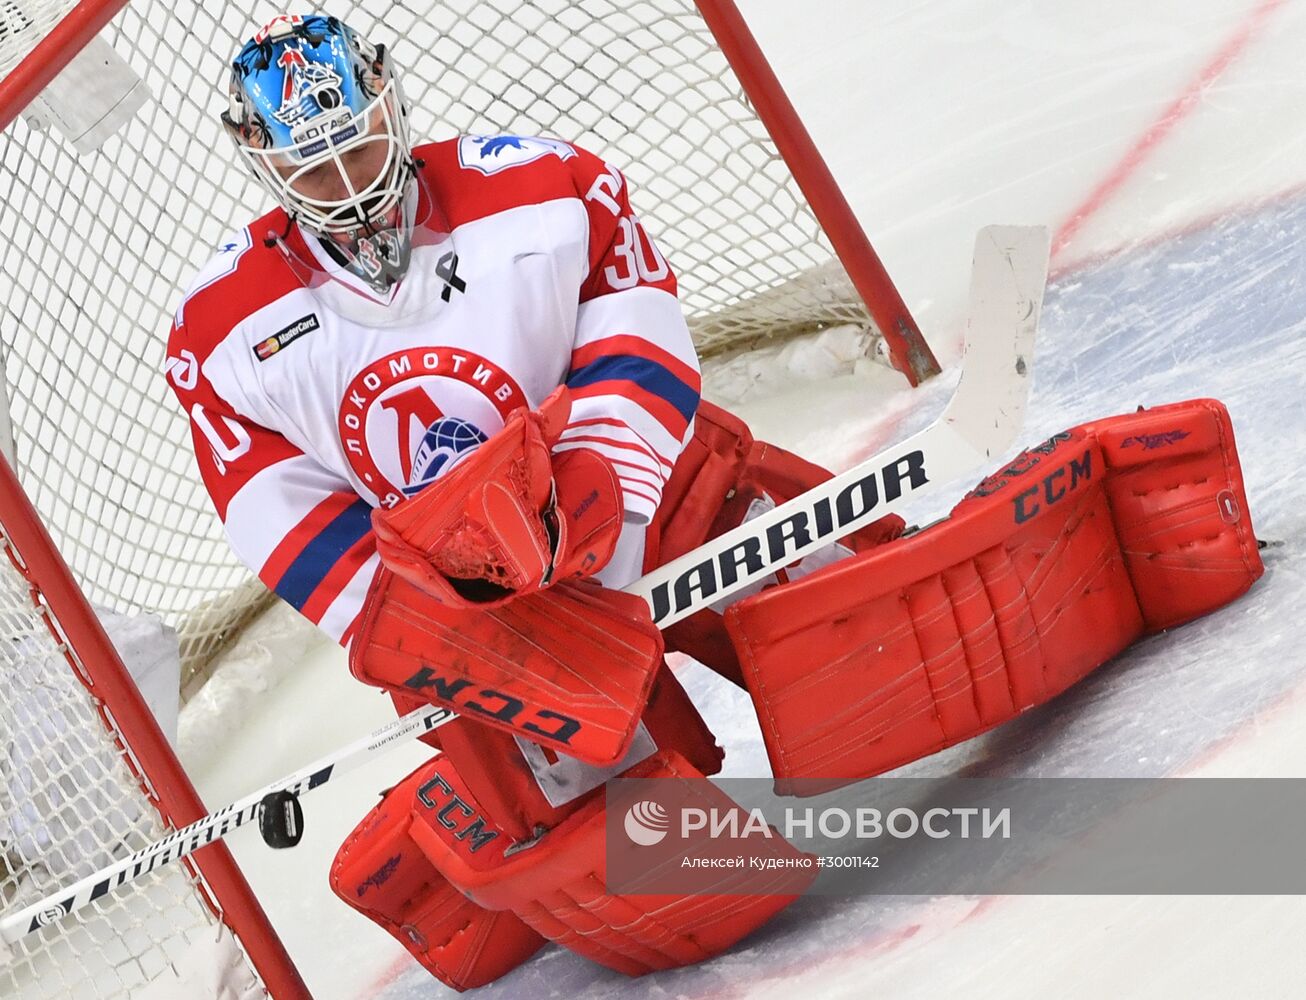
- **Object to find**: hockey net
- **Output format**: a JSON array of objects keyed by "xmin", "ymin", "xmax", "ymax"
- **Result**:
[
  {"xmin": 0, "ymin": 453, "xmax": 305, "ymax": 997},
  {"xmin": 0, "ymin": 1, "xmax": 933, "ymax": 686}
]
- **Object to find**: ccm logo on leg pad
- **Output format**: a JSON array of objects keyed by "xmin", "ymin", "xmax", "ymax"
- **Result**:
[{"xmin": 402, "ymin": 666, "xmax": 583, "ymax": 747}]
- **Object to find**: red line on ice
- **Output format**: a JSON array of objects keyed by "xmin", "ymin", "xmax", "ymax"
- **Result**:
[
  {"xmin": 1051, "ymin": 174, "xmax": 1306, "ymax": 281},
  {"xmin": 1050, "ymin": 0, "xmax": 1288, "ymax": 260},
  {"xmin": 854, "ymin": 0, "xmax": 1287, "ymax": 470}
]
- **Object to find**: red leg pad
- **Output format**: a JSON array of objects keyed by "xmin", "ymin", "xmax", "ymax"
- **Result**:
[
  {"xmin": 329, "ymin": 756, "xmax": 545, "ymax": 991},
  {"xmin": 650, "ymin": 399, "xmax": 755, "ymax": 567},
  {"xmin": 408, "ymin": 748, "xmax": 810, "ymax": 976},
  {"xmin": 1084, "ymin": 400, "xmax": 1265, "ymax": 629},
  {"xmin": 383, "ymin": 661, "xmax": 724, "ymax": 845},
  {"xmin": 726, "ymin": 398, "xmax": 1263, "ymax": 788},
  {"xmin": 352, "ymin": 571, "xmax": 663, "ymax": 766},
  {"xmin": 658, "ymin": 415, "xmax": 903, "ymax": 689}
]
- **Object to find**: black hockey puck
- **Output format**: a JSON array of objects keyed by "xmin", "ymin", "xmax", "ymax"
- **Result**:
[{"xmin": 258, "ymin": 790, "xmax": 305, "ymax": 849}]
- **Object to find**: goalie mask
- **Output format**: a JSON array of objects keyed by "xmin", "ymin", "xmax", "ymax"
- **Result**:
[{"xmin": 222, "ymin": 14, "xmax": 418, "ymax": 292}]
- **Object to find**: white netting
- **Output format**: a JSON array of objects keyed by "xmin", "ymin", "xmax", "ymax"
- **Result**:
[
  {"xmin": 0, "ymin": 0, "xmax": 873, "ymax": 689},
  {"xmin": 0, "ymin": 538, "xmax": 263, "ymax": 999},
  {"xmin": 0, "ymin": 1, "xmax": 69, "ymax": 77}
]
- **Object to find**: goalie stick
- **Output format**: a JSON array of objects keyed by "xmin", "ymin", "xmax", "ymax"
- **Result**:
[
  {"xmin": 0, "ymin": 225, "xmax": 1049, "ymax": 954},
  {"xmin": 636, "ymin": 225, "xmax": 1049, "ymax": 627}
]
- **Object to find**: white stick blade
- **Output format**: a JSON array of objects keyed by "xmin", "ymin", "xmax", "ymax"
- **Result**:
[{"xmin": 944, "ymin": 224, "xmax": 1051, "ymax": 457}]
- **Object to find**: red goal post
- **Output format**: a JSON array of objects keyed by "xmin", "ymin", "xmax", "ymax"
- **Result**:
[
  {"xmin": 0, "ymin": 440, "xmax": 308, "ymax": 996},
  {"xmin": 0, "ymin": 1, "xmax": 123, "ymax": 130},
  {"xmin": 694, "ymin": 0, "xmax": 941, "ymax": 384}
]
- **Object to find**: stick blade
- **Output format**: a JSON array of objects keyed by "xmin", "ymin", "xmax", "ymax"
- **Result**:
[{"xmin": 944, "ymin": 224, "xmax": 1051, "ymax": 458}]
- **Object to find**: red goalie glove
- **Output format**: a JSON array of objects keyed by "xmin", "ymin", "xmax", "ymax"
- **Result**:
[{"xmin": 372, "ymin": 387, "xmax": 623, "ymax": 607}]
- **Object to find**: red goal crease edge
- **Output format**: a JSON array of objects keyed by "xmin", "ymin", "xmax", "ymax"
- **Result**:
[{"xmin": 0, "ymin": 0, "xmax": 940, "ymax": 387}]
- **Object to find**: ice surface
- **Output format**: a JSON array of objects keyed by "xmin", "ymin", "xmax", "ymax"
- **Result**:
[{"xmin": 182, "ymin": 1, "xmax": 1306, "ymax": 996}]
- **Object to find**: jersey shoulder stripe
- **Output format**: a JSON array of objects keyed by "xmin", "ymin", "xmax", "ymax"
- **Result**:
[
  {"xmin": 567, "ymin": 353, "xmax": 699, "ymax": 427},
  {"xmin": 263, "ymin": 494, "xmax": 374, "ymax": 613},
  {"xmin": 170, "ymin": 211, "xmax": 301, "ymax": 360},
  {"xmin": 417, "ymin": 135, "xmax": 602, "ymax": 231}
]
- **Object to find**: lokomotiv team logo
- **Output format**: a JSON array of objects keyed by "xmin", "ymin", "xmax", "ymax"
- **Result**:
[
  {"xmin": 338, "ymin": 347, "xmax": 524, "ymax": 507},
  {"xmin": 271, "ymin": 41, "xmax": 352, "ymax": 144},
  {"xmin": 408, "ymin": 417, "xmax": 488, "ymax": 494}
]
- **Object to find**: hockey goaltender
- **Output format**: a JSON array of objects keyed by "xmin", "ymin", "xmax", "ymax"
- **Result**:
[{"xmin": 163, "ymin": 12, "xmax": 1264, "ymax": 990}]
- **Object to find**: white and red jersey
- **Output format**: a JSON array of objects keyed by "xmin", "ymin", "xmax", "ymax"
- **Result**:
[{"xmin": 166, "ymin": 136, "xmax": 701, "ymax": 646}]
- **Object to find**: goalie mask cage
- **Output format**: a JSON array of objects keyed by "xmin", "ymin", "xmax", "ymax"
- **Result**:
[
  {"xmin": 0, "ymin": 450, "xmax": 308, "ymax": 997},
  {"xmin": 0, "ymin": 0, "xmax": 938, "ymax": 695}
]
